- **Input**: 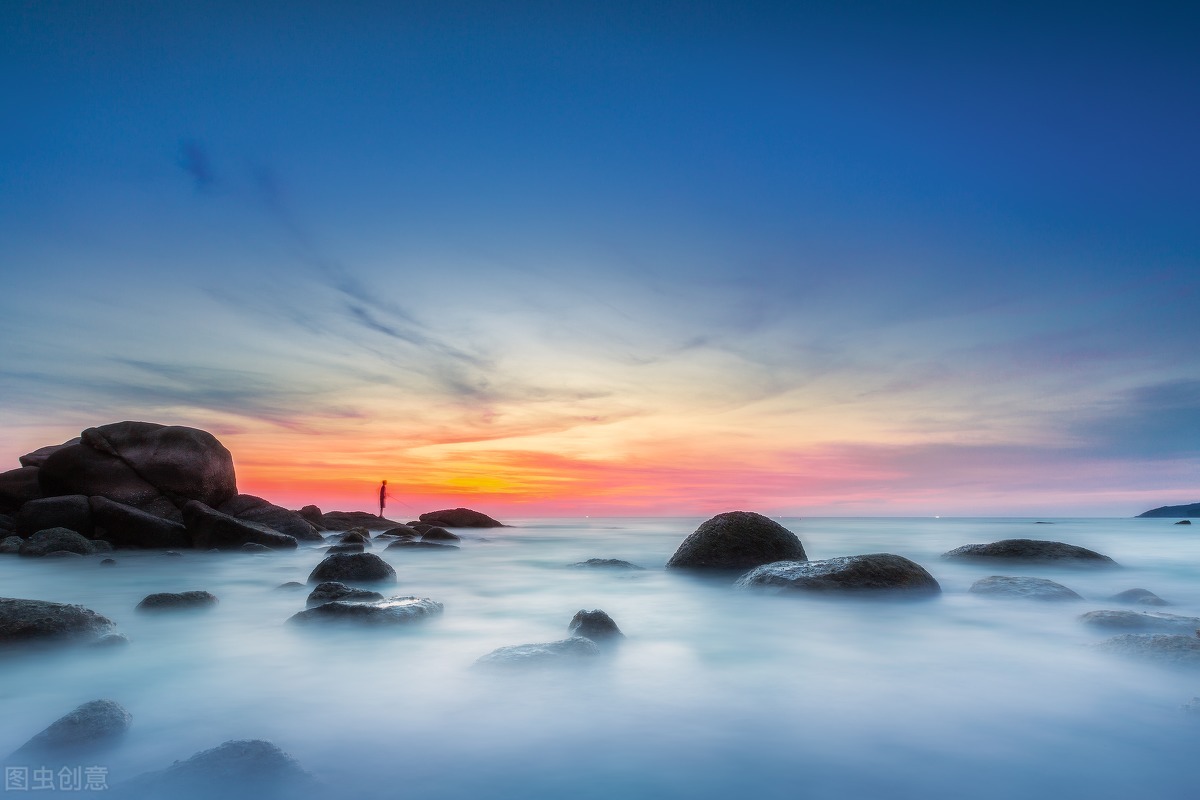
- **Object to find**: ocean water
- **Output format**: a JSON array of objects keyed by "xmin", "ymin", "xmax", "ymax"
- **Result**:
[{"xmin": 1, "ymin": 516, "xmax": 1198, "ymax": 799}]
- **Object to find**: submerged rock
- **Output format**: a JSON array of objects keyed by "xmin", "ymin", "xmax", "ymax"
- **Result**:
[
  {"xmin": 305, "ymin": 582, "xmax": 384, "ymax": 607},
  {"xmin": 474, "ymin": 637, "xmax": 602, "ymax": 668},
  {"xmin": 14, "ymin": 699, "xmax": 132, "ymax": 754},
  {"xmin": 0, "ymin": 597, "xmax": 117, "ymax": 646},
  {"xmin": 307, "ymin": 552, "xmax": 396, "ymax": 584},
  {"xmin": 969, "ymin": 576, "xmax": 1082, "ymax": 601},
  {"xmin": 568, "ymin": 609, "xmax": 624, "ymax": 641},
  {"xmin": 324, "ymin": 543, "xmax": 365, "ymax": 555},
  {"xmin": 570, "ymin": 558, "xmax": 644, "ymax": 570},
  {"xmin": 735, "ymin": 553, "xmax": 941, "ymax": 596},
  {"xmin": 419, "ymin": 508, "xmax": 504, "ymax": 528},
  {"xmin": 117, "ymin": 739, "xmax": 320, "ymax": 799},
  {"xmin": 19, "ymin": 527, "xmax": 98, "ymax": 557},
  {"xmin": 288, "ymin": 596, "xmax": 443, "ymax": 625},
  {"xmin": 241, "ymin": 542, "xmax": 273, "ymax": 553},
  {"xmin": 275, "ymin": 582, "xmax": 305, "ymax": 591},
  {"xmin": 1094, "ymin": 634, "xmax": 1200, "ymax": 667},
  {"xmin": 136, "ymin": 591, "xmax": 218, "ymax": 611},
  {"xmin": 666, "ymin": 511, "xmax": 806, "ymax": 572},
  {"xmin": 420, "ymin": 526, "xmax": 461, "ymax": 542},
  {"xmin": 1079, "ymin": 610, "xmax": 1200, "ymax": 633},
  {"xmin": 385, "ymin": 540, "xmax": 459, "ymax": 551},
  {"xmin": 1108, "ymin": 588, "xmax": 1169, "ymax": 606},
  {"xmin": 942, "ymin": 539, "xmax": 1117, "ymax": 566}
]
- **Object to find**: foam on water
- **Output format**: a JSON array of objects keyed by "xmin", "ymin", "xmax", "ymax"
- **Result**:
[{"xmin": 1, "ymin": 517, "xmax": 1197, "ymax": 798}]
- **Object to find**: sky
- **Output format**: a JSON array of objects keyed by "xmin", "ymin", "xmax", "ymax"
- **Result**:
[{"xmin": 1, "ymin": 1, "xmax": 1197, "ymax": 517}]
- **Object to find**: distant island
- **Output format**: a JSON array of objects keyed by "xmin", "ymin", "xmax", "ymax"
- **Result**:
[{"xmin": 1137, "ymin": 503, "xmax": 1200, "ymax": 518}]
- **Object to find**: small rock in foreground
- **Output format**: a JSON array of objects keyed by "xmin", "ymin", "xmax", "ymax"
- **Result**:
[
  {"xmin": 568, "ymin": 609, "xmax": 624, "ymax": 641},
  {"xmin": 136, "ymin": 591, "xmax": 219, "ymax": 612},
  {"xmin": 0, "ymin": 597, "xmax": 117, "ymax": 647},
  {"xmin": 307, "ymin": 552, "xmax": 396, "ymax": 585},
  {"xmin": 475, "ymin": 637, "xmax": 602, "ymax": 668}
]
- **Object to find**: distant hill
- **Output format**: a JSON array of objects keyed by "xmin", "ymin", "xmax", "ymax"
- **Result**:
[{"xmin": 1137, "ymin": 503, "xmax": 1200, "ymax": 518}]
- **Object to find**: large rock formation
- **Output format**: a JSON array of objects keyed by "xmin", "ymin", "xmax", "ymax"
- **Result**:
[
  {"xmin": 1137, "ymin": 503, "xmax": 1200, "ymax": 518},
  {"xmin": 942, "ymin": 539, "xmax": 1117, "ymax": 566},
  {"xmin": 666, "ymin": 511, "xmax": 806, "ymax": 571},
  {"xmin": 0, "ymin": 598, "xmax": 117, "ymax": 647},
  {"xmin": 419, "ymin": 508, "xmax": 505, "ymax": 528},
  {"xmin": 735, "ymin": 553, "xmax": 941, "ymax": 596},
  {"xmin": 217, "ymin": 495, "xmax": 323, "ymax": 542},
  {"xmin": 90, "ymin": 497, "xmax": 191, "ymax": 549},
  {"xmin": 183, "ymin": 501, "xmax": 298, "ymax": 550}
]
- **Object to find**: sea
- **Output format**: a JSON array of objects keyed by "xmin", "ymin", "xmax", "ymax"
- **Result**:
[{"xmin": 1, "ymin": 516, "xmax": 1197, "ymax": 799}]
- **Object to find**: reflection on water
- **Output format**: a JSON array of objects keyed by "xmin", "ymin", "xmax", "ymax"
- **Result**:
[{"xmin": 1, "ymin": 517, "xmax": 1198, "ymax": 799}]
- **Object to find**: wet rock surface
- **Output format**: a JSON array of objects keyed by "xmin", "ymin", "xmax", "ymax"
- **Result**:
[
  {"xmin": 306, "ymin": 552, "xmax": 396, "ymax": 584},
  {"xmin": 306, "ymin": 582, "xmax": 385, "ymax": 607},
  {"xmin": 0, "ymin": 597, "xmax": 117, "ymax": 646},
  {"xmin": 735, "ymin": 553, "xmax": 941, "ymax": 596},
  {"xmin": 289, "ymin": 596, "xmax": 443, "ymax": 625},
  {"xmin": 666, "ymin": 511, "xmax": 806, "ymax": 571},
  {"xmin": 942, "ymin": 539, "xmax": 1117, "ymax": 566},
  {"xmin": 136, "ymin": 591, "xmax": 219, "ymax": 611},
  {"xmin": 568, "ymin": 609, "xmax": 624, "ymax": 641},
  {"xmin": 968, "ymin": 576, "xmax": 1083, "ymax": 601}
]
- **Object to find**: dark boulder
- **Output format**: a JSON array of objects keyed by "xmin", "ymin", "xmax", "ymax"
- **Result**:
[
  {"xmin": 218, "ymin": 495, "xmax": 323, "ymax": 542},
  {"xmin": 0, "ymin": 536, "xmax": 24, "ymax": 554},
  {"xmin": 666, "ymin": 511, "xmax": 806, "ymax": 572},
  {"xmin": 385, "ymin": 540, "xmax": 458, "ymax": 551},
  {"xmin": 419, "ymin": 508, "xmax": 504, "ymax": 528},
  {"xmin": 0, "ymin": 598, "xmax": 116, "ymax": 647},
  {"xmin": 241, "ymin": 542, "xmax": 272, "ymax": 553},
  {"xmin": 1137, "ymin": 503, "xmax": 1200, "ymax": 518},
  {"xmin": 337, "ymin": 531, "xmax": 370, "ymax": 545},
  {"xmin": 420, "ymin": 527, "xmax": 460, "ymax": 542},
  {"xmin": 0, "ymin": 513, "xmax": 12, "ymax": 532},
  {"xmin": 297, "ymin": 505, "xmax": 325, "ymax": 528},
  {"xmin": 324, "ymin": 543, "xmax": 364, "ymax": 555},
  {"xmin": 377, "ymin": 525, "xmax": 420, "ymax": 539},
  {"xmin": 1094, "ymin": 634, "xmax": 1200, "ymax": 667},
  {"xmin": 136, "ymin": 591, "xmax": 218, "ymax": 611},
  {"xmin": 19, "ymin": 528, "xmax": 98, "ymax": 557},
  {"xmin": 16, "ymin": 495, "xmax": 93, "ymax": 537},
  {"xmin": 307, "ymin": 552, "xmax": 396, "ymax": 584},
  {"xmin": 568, "ymin": 609, "xmax": 624, "ymax": 641},
  {"xmin": 14, "ymin": 699, "xmax": 132, "ymax": 755},
  {"xmin": 288, "ymin": 596, "xmax": 443, "ymax": 625},
  {"xmin": 90, "ymin": 496, "xmax": 191, "ymax": 549},
  {"xmin": 318, "ymin": 511, "xmax": 400, "ymax": 531},
  {"xmin": 570, "ymin": 558, "xmax": 644, "ymax": 569},
  {"xmin": 1176, "ymin": 520, "xmax": 1193, "ymax": 525},
  {"xmin": 19, "ymin": 438, "xmax": 81, "ymax": 468},
  {"xmin": 1079, "ymin": 610, "xmax": 1200, "ymax": 633},
  {"xmin": 735, "ymin": 553, "xmax": 941, "ymax": 596},
  {"xmin": 183, "ymin": 501, "xmax": 298, "ymax": 550},
  {"xmin": 100, "ymin": 558, "xmax": 117, "ymax": 565},
  {"xmin": 0, "ymin": 466, "xmax": 43, "ymax": 513},
  {"xmin": 275, "ymin": 582, "xmax": 305, "ymax": 591},
  {"xmin": 475, "ymin": 637, "xmax": 602, "ymax": 668},
  {"xmin": 407, "ymin": 522, "xmax": 435, "ymax": 533},
  {"xmin": 116, "ymin": 739, "xmax": 320, "ymax": 800},
  {"xmin": 306, "ymin": 582, "xmax": 384, "ymax": 607},
  {"xmin": 942, "ymin": 539, "xmax": 1117, "ymax": 566},
  {"xmin": 1108, "ymin": 588, "xmax": 1169, "ymax": 606},
  {"xmin": 969, "ymin": 576, "xmax": 1082, "ymax": 601}
]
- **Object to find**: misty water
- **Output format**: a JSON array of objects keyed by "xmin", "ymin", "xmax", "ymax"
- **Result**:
[{"xmin": 2, "ymin": 517, "xmax": 1198, "ymax": 799}]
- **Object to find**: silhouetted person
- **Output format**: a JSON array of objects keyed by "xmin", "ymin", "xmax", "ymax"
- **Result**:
[{"xmin": 379, "ymin": 480, "xmax": 388, "ymax": 519}]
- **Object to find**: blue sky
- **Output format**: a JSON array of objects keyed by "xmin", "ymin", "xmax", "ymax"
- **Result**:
[{"xmin": 1, "ymin": 1, "xmax": 1197, "ymax": 515}]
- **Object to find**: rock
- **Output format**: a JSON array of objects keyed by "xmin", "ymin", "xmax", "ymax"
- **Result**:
[
  {"xmin": 288, "ymin": 596, "xmax": 443, "ymax": 625},
  {"xmin": 241, "ymin": 542, "xmax": 272, "ymax": 553},
  {"xmin": 91, "ymin": 633, "xmax": 130, "ymax": 647},
  {"xmin": 420, "ymin": 526, "xmax": 461, "ymax": 542},
  {"xmin": 385, "ymin": 540, "xmax": 459, "ymax": 551},
  {"xmin": 419, "ymin": 508, "xmax": 505, "ymax": 528},
  {"xmin": 45, "ymin": 550, "xmax": 84, "ymax": 559},
  {"xmin": 116, "ymin": 739, "xmax": 319, "ymax": 800},
  {"xmin": 218, "ymin": 495, "xmax": 323, "ymax": 542},
  {"xmin": 377, "ymin": 525, "xmax": 419, "ymax": 539},
  {"xmin": 19, "ymin": 439, "xmax": 81, "ymax": 468},
  {"xmin": 1137, "ymin": 503, "xmax": 1200, "ymax": 518},
  {"xmin": 1079, "ymin": 610, "xmax": 1200, "ymax": 633},
  {"xmin": 1108, "ymin": 588, "xmax": 1169, "ymax": 606},
  {"xmin": 1176, "ymin": 520, "xmax": 1193, "ymax": 525},
  {"xmin": 16, "ymin": 495, "xmax": 93, "ymax": 537},
  {"xmin": 0, "ymin": 597, "xmax": 116, "ymax": 647},
  {"xmin": 297, "ymin": 505, "xmax": 324, "ymax": 527},
  {"xmin": 136, "ymin": 591, "xmax": 219, "ymax": 611},
  {"xmin": 324, "ymin": 543, "xmax": 364, "ymax": 555},
  {"xmin": 14, "ymin": 699, "xmax": 132, "ymax": 754},
  {"xmin": 1094, "ymin": 634, "xmax": 1200, "ymax": 667},
  {"xmin": 0, "ymin": 535, "xmax": 23, "ymax": 554},
  {"xmin": 734, "ymin": 553, "xmax": 941, "ymax": 596},
  {"xmin": 337, "ymin": 531, "xmax": 370, "ymax": 545},
  {"xmin": 318, "ymin": 511, "xmax": 400, "ymax": 531},
  {"xmin": 307, "ymin": 552, "xmax": 396, "ymax": 584},
  {"xmin": 19, "ymin": 527, "xmax": 97, "ymax": 557},
  {"xmin": 475, "ymin": 637, "xmax": 602, "ymax": 668},
  {"xmin": 275, "ymin": 582, "xmax": 305, "ymax": 591},
  {"xmin": 568, "ymin": 609, "xmax": 624, "ymax": 641},
  {"xmin": 90, "ymin": 496, "xmax": 191, "ymax": 549},
  {"xmin": 306, "ymin": 582, "xmax": 385, "ymax": 607},
  {"xmin": 666, "ymin": 511, "xmax": 806, "ymax": 572},
  {"xmin": 183, "ymin": 501, "xmax": 298, "ymax": 550},
  {"xmin": 570, "ymin": 558, "xmax": 644, "ymax": 569},
  {"xmin": 968, "ymin": 576, "xmax": 1082, "ymax": 601},
  {"xmin": 407, "ymin": 522, "xmax": 435, "ymax": 532},
  {"xmin": 941, "ymin": 539, "xmax": 1117, "ymax": 566},
  {"xmin": 0, "ymin": 466, "xmax": 44, "ymax": 513},
  {"xmin": 164, "ymin": 550, "xmax": 183, "ymax": 557},
  {"xmin": 100, "ymin": 558, "xmax": 117, "ymax": 565},
  {"xmin": 0, "ymin": 513, "xmax": 12, "ymax": 532},
  {"xmin": 38, "ymin": 422, "xmax": 238, "ymax": 519}
]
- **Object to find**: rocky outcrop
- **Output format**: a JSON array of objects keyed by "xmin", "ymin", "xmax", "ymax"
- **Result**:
[
  {"xmin": 1137, "ymin": 503, "xmax": 1200, "ymax": 518},
  {"xmin": 0, "ymin": 536, "xmax": 23, "ymax": 554},
  {"xmin": 19, "ymin": 439, "xmax": 81, "ymax": 468},
  {"xmin": 217, "ymin": 495, "xmax": 323, "ymax": 542},
  {"xmin": 419, "ymin": 508, "xmax": 504, "ymax": 528},
  {"xmin": 90, "ymin": 497, "xmax": 191, "ymax": 549},
  {"xmin": 942, "ymin": 539, "xmax": 1117, "ymax": 566},
  {"xmin": 968, "ymin": 576, "xmax": 1082, "ymax": 601},
  {"xmin": 19, "ymin": 528, "xmax": 100, "ymax": 557},
  {"xmin": 288, "ymin": 596, "xmax": 443, "ymax": 625},
  {"xmin": 136, "ymin": 591, "xmax": 218, "ymax": 611},
  {"xmin": 305, "ymin": 582, "xmax": 384, "ymax": 607},
  {"xmin": 568, "ymin": 609, "xmax": 623, "ymax": 641},
  {"xmin": 1079, "ymin": 610, "xmax": 1200, "ymax": 633},
  {"xmin": 666, "ymin": 511, "xmax": 806, "ymax": 571},
  {"xmin": 307, "ymin": 552, "xmax": 396, "ymax": 584},
  {"xmin": 38, "ymin": 422, "xmax": 237, "ymax": 520},
  {"xmin": 475, "ymin": 637, "xmax": 602, "ymax": 668},
  {"xmin": 1108, "ymin": 588, "xmax": 1169, "ymax": 606},
  {"xmin": 116, "ymin": 739, "xmax": 320, "ymax": 800},
  {"xmin": 735, "ymin": 553, "xmax": 941, "ymax": 596},
  {"xmin": 14, "ymin": 699, "xmax": 132, "ymax": 755},
  {"xmin": 182, "ymin": 501, "xmax": 298, "ymax": 551},
  {"xmin": 0, "ymin": 467, "xmax": 43, "ymax": 513},
  {"xmin": 318, "ymin": 511, "xmax": 400, "ymax": 531},
  {"xmin": 15, "ymin": 495, "xmax": 93, "ymax": 537},
  {"xmin": 420, "ymin": 527, "xmax": 460, "ymax": 542},
  {"xmin": 570, "ymin": 558, "xmax": 644, "ymax": 569},
  {"xmin": 0, "ymin": 598, "xmax": 117, "ymax": 646},
  {"xmin": 1094, "ymin": 634, "xmax": 1200, "ymax": 667}
]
